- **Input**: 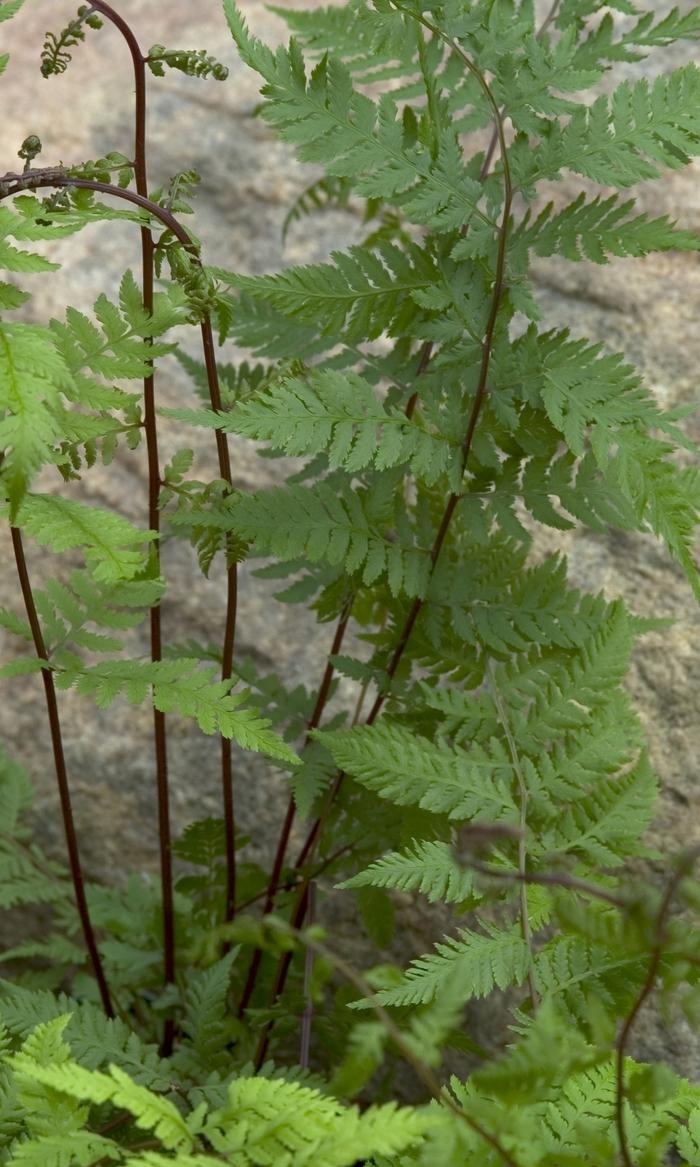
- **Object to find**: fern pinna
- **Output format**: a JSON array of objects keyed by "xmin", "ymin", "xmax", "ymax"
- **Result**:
[{"xmin": 1, "ymin": 0, "xmax": 700, "ymax": 1163}]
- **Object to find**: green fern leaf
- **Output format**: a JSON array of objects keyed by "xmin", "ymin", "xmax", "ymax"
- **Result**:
[
  {"xmin": 229, "ymin": 481, "xmax": 430, "ymax": 597},
  {"xmin": 354, "ymin": 923, "xmax": 530, "ymax": 1008},
  {"xmin": 55, "ymin": 657, "xmax": 299, "ymax": 763},
  {"xmin": 223, "ymin": 3, "xmax": 488, "ymax": 227},
  {"xmin": 180, "ymin": 949, "xmax": 239, "ymax": 1065},
  {"xmin": 538, "ymin": 755, "xmax": 658, "ymax": 868},
  {"xmin": 219, "ymin": 369, "xmax": 457, "ymax": 485},
  {"xmin": 521, "ymin": 64, "xmax": 700, "ymax": 189},
  {"xmin": 603, "ymin": 435, "xmax": 700, "ymax": 601},
  {"xmin": 0, "ymin": 0, "xmax": 28, "ymax": 22},
  {"xmin": 0, "ymin": 984, "xmax": 77, "ymax": 1040},
  {"xmin": 282, "ymin": 174, "xmax": 353, "ymax": 240},
  {"xmin": 10, "ymin": 494, "xmax": 156, "ymax": 582},
  {"xmin": 13, "ymin": 1058, "xmax": 193, "ymax": 1151},
  {"xmin": 623, "ymin": 6, "xmax": 700, "ymax": 51},
  {"xmin": 219, "ymin": 240, "xmax": 436, "ymax": 342},
  {"xmin": 338, "ymin": 839, "xmax": 478, "ymax": 904},
  {"xmin": 0, "ymin": 324, "xmax": 72, "ymax": 514},
  {"xmin": 204, "ymin": 1075, "xmax": 427, "ymax": 1164},
  {"xmin": 317, "ymin": 721, "xmax": 517, "ymax": 823},
  {"xmin": 6, "ymin": 1131, "xmax": 122, "ymax": 1166},
  {"xmin": 517, "ymin": 192, "xmax": 700, "ymax": 263}
]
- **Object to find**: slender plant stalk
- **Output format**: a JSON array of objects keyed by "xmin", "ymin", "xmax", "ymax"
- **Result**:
[
  {"xmin": 39, "ymin": 5, "xmax": 239, "ymax": 945},
  {"xmin": 236, "ymin": 595, "xmax": 354, "ymax": 1017},
  {"xmin": 253, "ymin": 33, "xmax": 513, "ymax": 1064},
  {"xmin": 298, "ymin": 879, "xmax": 317, "ymax": 1068},
  {"xmin": 86, "ymin": 0, "xmax": 174, "ymax": 1054},
  {"xmin": 199, "ymin": 317, "xmax": 238, "ymax": 927},
  {"xmin": 9, "ymin": 526, "xmax": 114, "ymax": 1016},
  {"xmin": 487, "ymin": 660, "xmax": 539, "ymax": 1014},
  {"xmin": 0, "ymin": 168, "xmax": 236, "ymax": 1036},
  {"xmin": 614, "ymin": 849, "xmax": 699, "ymax": 1167}
]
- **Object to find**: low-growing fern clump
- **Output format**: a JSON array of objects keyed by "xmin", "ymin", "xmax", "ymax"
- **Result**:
[{"xmin": 0, "ymin": 0, "xmax": 700, "ymax": 1163}]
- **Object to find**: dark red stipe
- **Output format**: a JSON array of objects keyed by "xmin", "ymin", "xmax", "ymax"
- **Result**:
[{"xmin": 10, "ymin": 527, "xmax": 114, "ymax": 1016}]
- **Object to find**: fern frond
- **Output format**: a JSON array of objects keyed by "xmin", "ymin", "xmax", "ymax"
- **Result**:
[
  {"xmin": 317, "ymin": 721, "xmax": 517, "ymax": 823},
  {"xmin": 538, "ymin": 755, "xmax": 657, "ymax": 868},
  {"xmin": 338, "ymin": 839, "xmax": 478, "ymax": 905},
  {"xmin": 13, "ymin": 1057, "xmax": 193, "ymax": 1151},
  {"xmin": 219, "ymin": 240, "xmax": 436, "ymax": 342},
  {"xmin": 355, "ymin": 923, "xmax": 530, "ymax": 1008},
  {"xmin": 494, "ymin": 28, "xmax": 604, "ymax": 135},
  {"xmin": 10, "ymin": 494, "xmax": 156, "ymax": 582},
  {"xmin": 520, "ymin": 64, "xmax": 700, "ymax": 189},
  {"xmin": 146, "ymin": 44, "xmax": 229, "ymax": 81},
  {"xmin": 204, "ymin": 1075, "xmax": 428, "ymax": 1164},
  {"xmin": 268, "ymin": 0, "xmax": 418, "ymax": 82},
  {"xmin": 517, "ymin": 192, "xmax": 700, "ymax": 263},
  {"xmin": 54, "ymin": 657, "xmax": 299, "ymax": 763},
  {"xmin": 0, "ymin": 0, "xmax": 28, "ymax": 23},
  {"xmin": 229, "ymin": 481, "xmax": 431, "ymax": 597},
  {"xmin": 6, "ymin": 1130, "xmax": 121, "ymax": 1166},
  {"xmin": 30, "ymin": 571, "xmax": 162, "ymax": 656},
  {"xmin": 220, "ymin": 369, "xmax": 458, "ymax": 486},
  {"xmin": 282, "ymin": 174, "xmax": 353, "ymax": 241},
  {"xmin": 603, "ymin": 434, "xmax": 700, "ymax": 601},
  {"xmin": 50, "ymin": 274, "xmax": 181, "ymax": 383},
  {"xmin": 621, "ymin": 6, "xmax": 700, "ymax": 51},
  {"xmin": 533, "ymin": 933, "xmax": 647, "ymax": 1023},
  {"xmin": 224, "ymin": 4, "xmax": 489, "ymax": 228},
  {"xmin": 179, "ymin": 949, "xmax": 239, "ymax": 1068},
  {"xmin": 0, "ymin": 324, "xmax": 72, "ymax": 513},
  {"xmin": 174, "ymin": 346, "xmax": 269, "ymax": 408},
  {"xmin": 0, "ymin": 198, "xmax": 85, "ymax": 309}
]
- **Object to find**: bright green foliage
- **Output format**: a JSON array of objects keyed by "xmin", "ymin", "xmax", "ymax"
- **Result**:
[
  {"xmin": 516, "ymin": 192, "xmax": 700, "ymax": 263},
  {"xmin": 146, "ymin": 45, "xmax": 229, "ymax": 81},
  {"xmin": 517, "ymin": 63, "xmax": 700, "ymax": 189},
  {"xmin": 0, "ymin": 325, "xmax": 73, "ymax": 515},
  {"xmin": 319, "ymin": 721, "xmax": 517, "ymax": 822},
  {"xmin": 203, "ymin": 1076, "xmax": 429, "ymax": 1164},
  {"xmin": 229, "ymin": 481, "xmax": 431, "ymax": 597},
  {"xmin": 217, "ymin": 369, "xmax": 459, "ymax": 486},
  {"xmin": 40, "ymin": 5, "xmax": 104, "ymax": 78},
  {"xmin": 53, "ymin": 657, "xmax": 299, "ymax": 762},
  {"xmin": 221, "ymin": 241, "xmax": 438, "ymax": 342},
  {"xmin": 7, "ymin": 494, "xmax": 156, "ymax": 583},
  {"xmin": 2, "ymin": 0, "xmax": 700, "ymax": 1164}
]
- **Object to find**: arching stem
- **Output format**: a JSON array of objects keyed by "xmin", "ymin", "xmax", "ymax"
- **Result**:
[
  {"xmin": 10, "ymin": 526, "xmax": 114, "ymax": 1016},
  {"xmin": 87, "ymin": 0, "xmax": 174, "ymax": 1053}
]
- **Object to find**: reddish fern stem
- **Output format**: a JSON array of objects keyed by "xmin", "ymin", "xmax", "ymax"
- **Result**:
[
  {"xmin": 236, "ymin": 595, "xmax": 354, "ymax": 1018},
  {"xmin": 89, "ymin": 0, "xmax": 174, "ymax": 1055},
  {"xmin": 0, "ymin": 170, "xmax": 237, "ymax": 1035},
  {"xmin": 615, "ymin": 850, "xmax": 700, "ymax": 1167},
  {"xmin": 199, "ymin": 318, "xmax": 238, "ymax": 927},
  {"xmin": 10, "ymin": 527, "xmax": 114, "ymax": 1016}
]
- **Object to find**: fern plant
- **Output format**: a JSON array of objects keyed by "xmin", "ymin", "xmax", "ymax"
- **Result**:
[{"xmin": 1, "ymin": 0, "xmax": 700, "ymax": 1163}]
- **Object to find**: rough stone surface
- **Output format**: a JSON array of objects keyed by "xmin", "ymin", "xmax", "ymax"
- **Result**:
[{"xmin": 0, "ymin": 0, "xmax": 699, "ymax": 1079}]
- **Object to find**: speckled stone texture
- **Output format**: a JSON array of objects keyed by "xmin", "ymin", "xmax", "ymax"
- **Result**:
[{"xmin": 0, "ymin": 0, "xmax": 699, "ymax": 1078}]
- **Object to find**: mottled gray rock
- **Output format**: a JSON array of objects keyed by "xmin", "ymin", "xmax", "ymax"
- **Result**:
[{"xmin": 0, "ymin": 0, "xmax": 699, "ymax": 1082}]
